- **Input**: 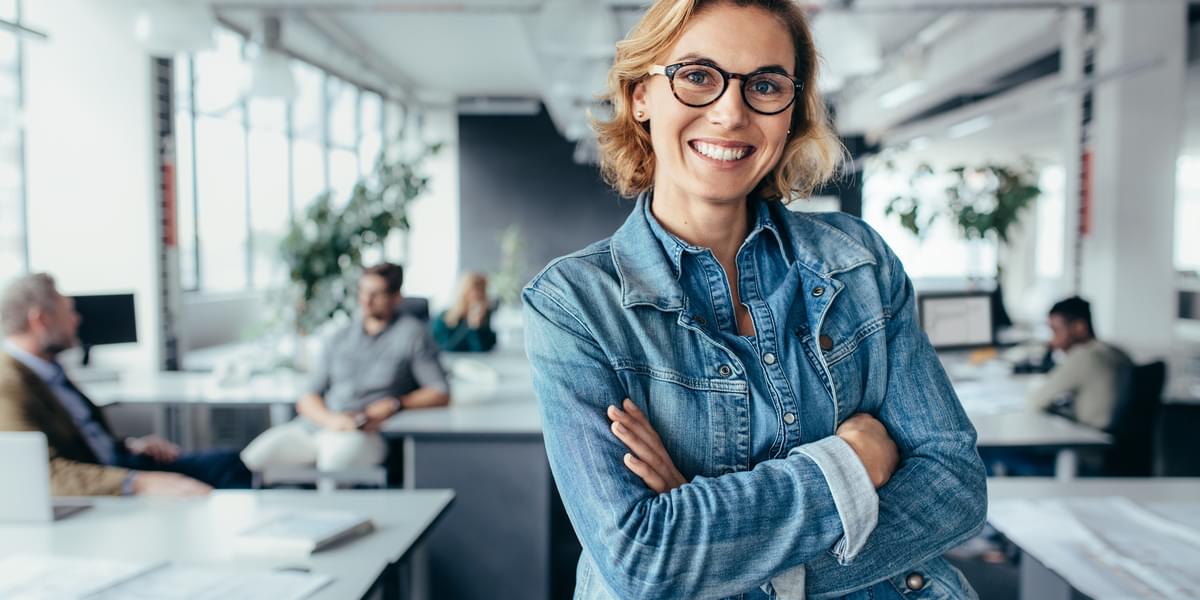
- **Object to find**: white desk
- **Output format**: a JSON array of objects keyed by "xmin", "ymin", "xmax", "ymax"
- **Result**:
[
  {"xmin": 0, "ymin": 489, "xmax": 454, "ymax": 600},
  {"xmin": 87, "ymin": 370, "xmax": 307, "ymax": 448},
  {"xmin": 379, "ymin": 349, "xmax": 553, "ymax": 600},
  {"xmin": 987, "ymin": 478, "xmax": 1200, "ymax": 600},
  {"xmin": 950, "ymin": 362, "xmax": 1112, "ymax": 480}
]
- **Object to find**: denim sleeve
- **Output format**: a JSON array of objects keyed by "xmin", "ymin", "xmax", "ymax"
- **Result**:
[
  {"xmin": 803, "ymin": 242, "xmax": 988, "ymax": 599},
  {"xmin": 791, "ymin": 436, "xmax": 878, "ymax": 562},
  {"xmin": 524, "ymin": 284, "xmax": 850, "ymax": 600}
]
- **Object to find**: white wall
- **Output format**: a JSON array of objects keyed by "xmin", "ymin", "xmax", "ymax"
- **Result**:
[{"xmin": 22, "ymin": 0, "xmax": 162, "ymax": 369}]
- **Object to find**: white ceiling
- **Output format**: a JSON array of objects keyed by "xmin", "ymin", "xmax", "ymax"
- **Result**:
[{"xmin": 195, "ymin": 0, "xmax": 1195, "ymax": 159}]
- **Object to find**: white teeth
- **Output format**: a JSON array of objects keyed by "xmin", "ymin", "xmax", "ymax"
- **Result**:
[{"xmin": 693, "ymin": 141, "xmax": 750, "ymax": 161}]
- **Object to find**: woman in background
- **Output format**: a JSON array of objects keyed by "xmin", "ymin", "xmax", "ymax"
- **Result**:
[{"xmin": 432, "ymin": 272, "xmax": 497, "ymax": 352}]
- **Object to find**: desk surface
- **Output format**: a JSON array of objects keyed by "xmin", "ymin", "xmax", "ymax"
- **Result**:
[
  {"xmin": 0, "ymin": 490, "xmax": 454, "ymax": 600},
  {"xmin": 988, "ymin": 477, "xmax": 1200, "ymax": 501},
  {"xmin": 87, "ymin": 370, "xmax": 306, "ymax": 408},
  {"xmin": 987, "ymin": 478, "xmax": 1200, "ymax": 598},
  {"xmin": 970, "ymin": 411, "xmax": 1111, "ymax": 448}
]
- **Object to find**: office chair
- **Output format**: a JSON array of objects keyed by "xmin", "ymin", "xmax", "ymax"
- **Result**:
[
  {"xmin": 397, "ymin": 296, "xmax": 430, "ymax": 321},
  {"xmin": 1102, "ymin": 361, "xmax": 1167, "ymax": 476}
]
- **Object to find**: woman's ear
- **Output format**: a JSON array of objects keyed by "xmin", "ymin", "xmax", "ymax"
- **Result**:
[{"xmin": 632, "ymin": 81, "xmax": 649, "ymax": 122}]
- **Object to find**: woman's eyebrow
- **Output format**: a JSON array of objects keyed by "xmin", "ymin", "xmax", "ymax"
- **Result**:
[{"xmin": 670, "ymin": 52, "xmax": 791, "ymax": 74}]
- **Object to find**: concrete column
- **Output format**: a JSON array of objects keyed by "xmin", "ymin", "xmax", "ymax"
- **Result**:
[
  {"xmin": 1059, "ymin": 7, "xmax": 1085, "ymax": 301},
  {"xmin": 1082, "ymin": 0, "xmax": 1186, "ymax": 359}
]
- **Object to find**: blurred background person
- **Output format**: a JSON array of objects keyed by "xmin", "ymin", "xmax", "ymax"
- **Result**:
[
  {"xmin": 0, "ymin": 273, "xmax": 248, "ymax": 496},
  {"xmin": 432, "ymin": 272, "xmax": 497, "ymax": 353}
]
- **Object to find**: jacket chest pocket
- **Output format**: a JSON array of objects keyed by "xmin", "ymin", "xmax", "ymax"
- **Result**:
[
  {"xmin": 792, "ymin": 309, "xmax": 889, "ymax": 424},
  {"xmin": 613, "ymin": 361, "xmax": 749, "ymax": 479}
]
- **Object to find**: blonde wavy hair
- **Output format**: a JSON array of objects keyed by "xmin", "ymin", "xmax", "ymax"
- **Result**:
[{"xmin": 594, "ymin": 0, "xmax": 843, "ymax": 202}]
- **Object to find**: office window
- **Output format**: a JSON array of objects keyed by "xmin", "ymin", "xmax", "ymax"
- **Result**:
[
  {"xmin": 0, "ymin": 1, "xmax": 24, "ymax": 283},
  {"xmin": 359, "ymin": 91, "xmax": 382, "ymax": 177},
  {"xmin": 171, "ymin": 25, "xmax": 398, "ymax": 294},
  {"xmin": 247, "ymin": 96, "xmax": 289, "ymax": 288},
  {"xmin": 175, "ymin": 107, "xmax": 198, "ymax": 290},
  {"xmin": 195, "ymin": 113, "xmax": 249, "ymax": 292},
  {"xmin": 1036, "ymin": 166, "xmax": 1065, "ymax": 279},
  {"xmin": 862, "ymin": 162, "xmax": 998, "ymax": 280},
  {"xmin": 1178, "ymin": 155, "xmax": 1200, "ymax": 273}
]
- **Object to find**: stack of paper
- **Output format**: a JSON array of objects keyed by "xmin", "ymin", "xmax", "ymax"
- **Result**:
[{"xmin": 233, "ymin": 510, "xmax": 375, "ymax": 557}]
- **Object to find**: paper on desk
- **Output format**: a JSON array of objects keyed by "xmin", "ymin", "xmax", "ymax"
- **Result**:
[
  {"xmin": 989, "ymin": 497, "xmax": 1200, "ymax": 599},
  {"xmin": 0, "ymin": 555, "xmax": 161, "ymax": 600},
  {"xmin": 88, "ymin": 564, "xmax": 333, "ymax": 600},
  {"xmin": 0, "ymin": 556, "xmax": 332, "ymax": 600}
]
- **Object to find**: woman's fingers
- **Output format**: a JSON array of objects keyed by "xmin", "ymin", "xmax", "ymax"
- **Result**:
[
  {"xmin": 610, "ymin": 420, "xmax": 665, "ymax": 469},
  {"xmin": 624, "ymin": 453, "xmax": 666, "ymax": 493},
  {"xmin": 608, "ymin": 404, "xmax": 667, "ymax": 465},
  {"xmin": 607, "ymin": 404, "xmax": 659, "ymax": 453}
]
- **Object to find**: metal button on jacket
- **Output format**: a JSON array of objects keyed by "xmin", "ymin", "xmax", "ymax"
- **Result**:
[
  {"xmin": 811, "ymin": 287, "xmax": 825, "ymax": 297},
  {"xmin": 718, "ymin": 364, "xmax": 733, "ymax": 377},
  {"xmin": 783, "ymin": 412, "xmax": 796, "ymax": 425},
  {"xmin": 693, "ymin": 315, "xmax": 707, "ymax": 326},
  {"xmin": 905, "ymin": 572, "xmax": 925, "ymax": 591},
  {"xmin": 763, "ymin": 352, "xmax": 777, "ymax": 365},
  {"xmin": 819, "ymin": 335, "xmax": 834, "ymax": 352}
]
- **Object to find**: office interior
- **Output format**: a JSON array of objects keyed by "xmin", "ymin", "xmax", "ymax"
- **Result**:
[{"xmin": 0, "ymin": 0, "xmax": 1198, "ymax": 599}]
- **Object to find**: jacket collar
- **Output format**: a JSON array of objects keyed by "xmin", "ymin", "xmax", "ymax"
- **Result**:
[{"xmin": 610, "ymin": 191, "xmax": 876, "ymax": 311}]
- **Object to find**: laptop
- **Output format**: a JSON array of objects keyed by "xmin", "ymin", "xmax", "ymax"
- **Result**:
[{"xmin": 0, "ymin": 432, "xmax": 92, "ymax": 522}]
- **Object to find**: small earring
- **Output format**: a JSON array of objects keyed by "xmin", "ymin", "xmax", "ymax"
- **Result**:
[
  {"xmin": 636, "ymin": 110, "xmax": 645, "ymax": 120},
  {"xmin": 787, "ymin": 129, "xmax": 792, "ymax": 135}
]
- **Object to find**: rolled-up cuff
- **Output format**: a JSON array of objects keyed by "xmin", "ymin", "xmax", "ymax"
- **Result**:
[
  {"xmin": 121, "ymin": 470, "xmax": 138, "ymax": 496},
  {"xmin": 793, "ymin": 436, "xmax": 879, "ymax": 565}
]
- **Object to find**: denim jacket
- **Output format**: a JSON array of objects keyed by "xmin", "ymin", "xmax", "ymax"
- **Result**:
[{"xmin": 523, "ymin": 194, "xmax": 986, "ymax": 600}]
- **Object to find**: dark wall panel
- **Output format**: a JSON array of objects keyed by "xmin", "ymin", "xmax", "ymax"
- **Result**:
[{"xmin": 458, "ymin": 109, "xmax": 634, "ymax": 279}]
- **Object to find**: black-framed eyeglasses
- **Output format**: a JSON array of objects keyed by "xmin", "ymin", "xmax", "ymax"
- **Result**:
[{"xmin": 648, "ymin": 62, "xmax": 803, "ymax": 116}]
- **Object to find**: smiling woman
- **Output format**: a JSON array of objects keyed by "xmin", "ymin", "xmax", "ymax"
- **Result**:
[{"xmin": 523, "ymin": 1, "xmax": 988, "ymax": 599}]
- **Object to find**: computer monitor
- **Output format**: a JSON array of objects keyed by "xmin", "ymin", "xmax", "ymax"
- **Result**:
[
  {"xmin": 918, "ymin": 291, "xmax": 994, "ymax": 351},
  {"xmin": 71, "ymin": 293, "xmax": 137, "ymax": 365}
]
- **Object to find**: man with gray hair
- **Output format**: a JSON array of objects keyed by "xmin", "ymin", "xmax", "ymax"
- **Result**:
[{"xmin": 0, "ymin": 273, "xmax": 250, "ymax": 496}]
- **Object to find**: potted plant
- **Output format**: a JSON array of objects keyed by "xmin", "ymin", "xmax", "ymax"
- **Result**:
[
  {"xmin": 883, "ymin": 160, "xmax": 1041, "ymax": 327},
  {"xmin": 280, "ymin": 140, "xmax": 442, "ymax": 336}
]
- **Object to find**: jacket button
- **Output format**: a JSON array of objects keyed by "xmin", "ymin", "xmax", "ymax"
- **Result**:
[
  {"xmin": 905, "ymin": 572, "xmax": 925, "ymax": 591},
  {"xmin": 812, "ymin": 287, "xmax": 825, "ymax": 297},
  {"xmin": 717, "ymin": 365, "xmax": 733, "ymax": 377},
  {"xmin": 693, "ymin": 315, "xmax": 707, "ymax": 326},
  {"xmin": 819, "ymin": 335, "xmax": 833, "ymax": 351},
  {"xmin": 783, "ymin": 412, "xmax": 796, "ymax": 425},
  {"xmin": 763, "ymin": 352, "xmax": 776, "ymax": 365}
]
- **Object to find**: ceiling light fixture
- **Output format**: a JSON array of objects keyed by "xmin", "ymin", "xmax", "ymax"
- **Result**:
[
  {"xmin": 946, "ymin": 115, "xmax": 994, "ymax": 139},
  {"xmin": 134, "ymin": 1, "xmax": 216, "ymax": 55}
]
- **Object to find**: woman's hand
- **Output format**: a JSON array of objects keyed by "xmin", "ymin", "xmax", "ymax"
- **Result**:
[
  {"xmin": 836, "ymin": 413, "xmax": 900, "ymax": 488},
  {"xmin": 608, "ymin": 399, "xmax": 687, "ymax": 494}
]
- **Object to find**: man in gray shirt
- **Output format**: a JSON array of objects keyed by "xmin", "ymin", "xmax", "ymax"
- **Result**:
[{"xmin": 241, "ymin": 263, "xmax": 450, "ymax": 472}]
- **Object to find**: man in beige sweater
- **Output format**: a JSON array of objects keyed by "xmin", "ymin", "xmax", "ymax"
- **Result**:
[{"xmin": 1027, "ymin": 296, "xmax": 1133, "ymax": 431}]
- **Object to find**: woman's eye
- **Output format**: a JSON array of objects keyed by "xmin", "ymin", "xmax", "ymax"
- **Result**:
[
  {"xmin": 684, "ymin": 71, "xmax": 710, "ymax": 85},
  {"xmin": 750, "ymin": 79, "xmax": 781, "ymax": 95}
]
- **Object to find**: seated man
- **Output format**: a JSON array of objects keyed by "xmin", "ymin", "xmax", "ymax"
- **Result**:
[
  {"xmin": 241, "ymin": 263, "xmax": 450, "ymax": 473},
  {"xmin": 1026, "ymin": 296, "xmax": 1133, "ymax": 431},
  {"xmin": 0, "ymin": 273, "xmax": 250, "ymax": 496},
  {"xmin": 982, "ymin": 297, "xmax": 1132, "ymax": 477}
]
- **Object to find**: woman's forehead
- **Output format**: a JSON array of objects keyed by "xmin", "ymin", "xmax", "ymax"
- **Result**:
[{"xmin": 665, "ymin": 4, "xmax": 796, "ymax": 74}]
